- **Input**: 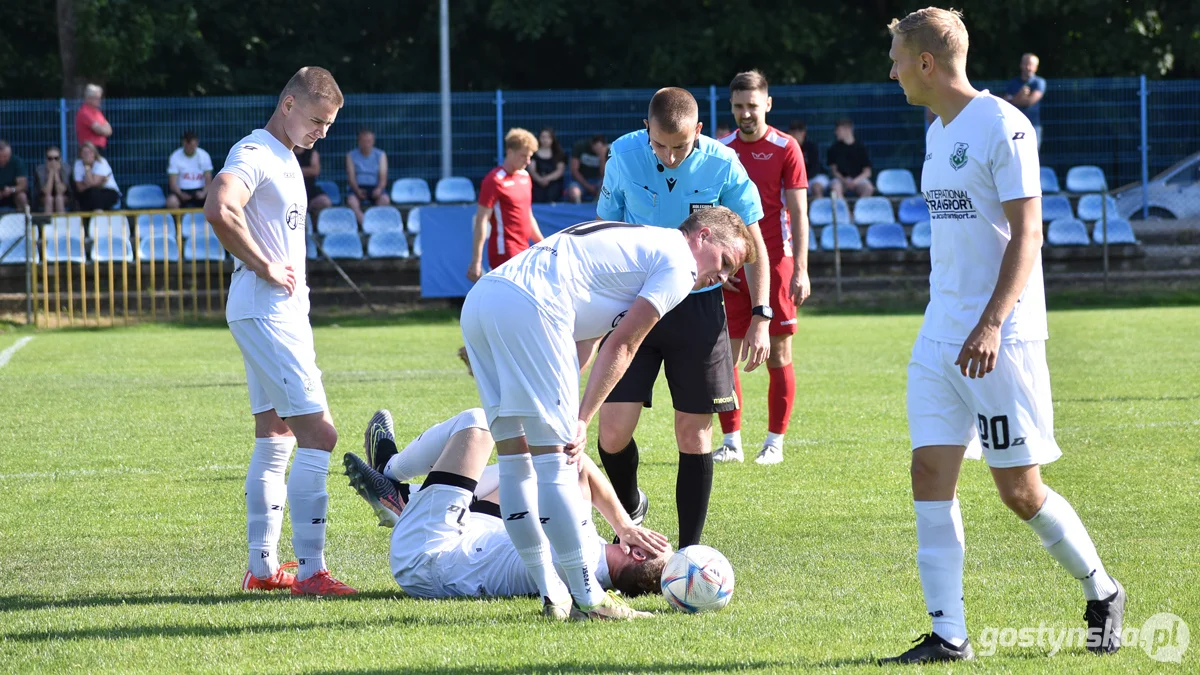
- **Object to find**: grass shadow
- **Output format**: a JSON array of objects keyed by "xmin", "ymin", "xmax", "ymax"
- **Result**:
[
  {"xmin": 311, "ymin": 662, "xmax": 793, "ymax": 675},
  {"xmin": 0, "ymin": 590, "xmax": 405, "ymax": 613}
]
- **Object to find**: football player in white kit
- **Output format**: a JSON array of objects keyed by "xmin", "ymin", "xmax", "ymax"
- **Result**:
[
  {"xmin": 340, "ymin": 408, "xmax": 671, "ymax": 604},
  {"xmin": 460, "ymin": 207, "xmax": 756, "ymax": 620},
  {"xmin": 881, "ymin": 9, "xmax": 1124, "ymax": 663},
  {"xmin": 204, "ymin": 67, "xmax": 355, "ymax": 596}
]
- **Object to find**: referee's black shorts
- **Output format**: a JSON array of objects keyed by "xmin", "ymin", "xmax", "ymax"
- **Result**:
[{"xmin": 605, "ymin": 287, "xmax": 736, "ymax": 414}]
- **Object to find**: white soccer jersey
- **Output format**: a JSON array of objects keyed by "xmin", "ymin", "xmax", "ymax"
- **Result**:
[
  {"xmin": 220, "ymin": 130, "xmax": 311, "ymax": 323},
  {"xmin": 487, "ymin": 222, "xmax": 697, "ymax": 340},
  {"xmin": 168, "ymin": 147, "xmax": 214, "ymax": 190},
  {"xmin": 920, "ymin": 92, "xmax": 1047, "ymax": 344}
]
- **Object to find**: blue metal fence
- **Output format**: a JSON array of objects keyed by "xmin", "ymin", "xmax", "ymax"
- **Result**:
[{"xmin": 0, "ymin": 77, "xmax": 1196, "ymax": 201}]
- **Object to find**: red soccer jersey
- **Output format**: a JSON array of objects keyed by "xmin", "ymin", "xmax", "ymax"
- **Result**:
[
  {"xmin": 720, "ymin": 126, "xmax": 807, "ymax": 257},
  {"xmin": 478, "ymin": 166, "xmax": 534, "ymax": 267},
  {"xmin": 76, "ymin": 104, "xmax": 109, "ymax": 149}
]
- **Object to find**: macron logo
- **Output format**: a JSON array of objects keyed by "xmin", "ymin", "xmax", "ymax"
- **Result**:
[{"xmin": 751, "ymin": 152, "xmax": 774, "ymax": 161}]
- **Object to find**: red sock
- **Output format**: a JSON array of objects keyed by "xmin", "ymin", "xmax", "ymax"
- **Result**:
[
  {"xmin": 767, "ymin": 365, "xmax": 795, "ymax": 435},
  {"xmin": 718, "ymin": 367, "xmax": 742, "ymax": 434}
]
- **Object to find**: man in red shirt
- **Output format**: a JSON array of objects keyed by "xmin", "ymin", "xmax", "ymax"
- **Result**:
[
  {"xmin": 75, "ymin": 84, "xmax": 113, "ymax": 152},
  {"xmin": 466, "ymin": 128, "xmax": 544, "ymax": 281},
  {"xmin": 716, "ymin": 70, "xmax": 811, "ymax": 465}
]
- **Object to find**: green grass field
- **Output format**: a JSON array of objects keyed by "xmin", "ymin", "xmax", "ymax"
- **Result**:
[{"xmin": 1, "ymin": 307, "xmax": 1197, "ymax": 673}]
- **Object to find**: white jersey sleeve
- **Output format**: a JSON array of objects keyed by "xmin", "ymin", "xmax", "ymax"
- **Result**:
[
  {"xmin": 220, "ymin": 142, "xmax": 269, "ymax": 195},
  {"xmin": 988, "ymin": 114, "xmax": 1041, "ymax": 203},
  {"xmin": 638, "ymin": 246, "xmax": 696, "ymax": 319}
]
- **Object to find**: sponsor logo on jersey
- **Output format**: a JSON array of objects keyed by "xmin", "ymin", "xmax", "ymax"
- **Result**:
[
  {"xmin": 1012, "ymin": 131, "xmax": 1025, "ymax": 140},
  {"xmin": 285, "ymin": 204, "xmax": 303, "ymax": 231},
  {"xmin": 283, "ymin": 172, "xmax": 297, "ymax": 180},
  {"xmin": 612, "ymin": 310, "xmax": 627, "ymax": 328},
  {"xmin": 666, "ymin": 177, "xmax": 678, "ymax": 192},
  {"xmin": 950, "ymin": 142, "xmax": 969, "ymax": 171},
  {"xmin": 925, "ymin": 152, "xmax": 934, "ymax": 161},
  {"xmin": 600, "ymin": 185, "xmax": 612, "ymax": 199},
  {"xmin": 924, "ymin": 189, "xmax": 976, "ymax": 220},
  {"xmin": 751, "ymin": 152, "xmax": 774, "ymax": 161}
]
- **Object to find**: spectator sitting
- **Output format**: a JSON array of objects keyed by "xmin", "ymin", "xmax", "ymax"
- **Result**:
[
  {"xmin": 295, "ymin": 146, "xmax": 333, "ymax": 217},
  {"xmin": 529, "ymin": 127, "xmax": 566, "ymax": 203},
  {"xmin": 1003, "ymin": 53, "xmax": 1046, "ymax": 147},
  {"xmin": 787, "ymin": 120, "xmax": 827, "ymax": 199},
  {"xmin": 827, "ymin": 118, "xmax": 874, "ymax": 198},
  {"xmin": 36, "ymin": 145, "xmax": 70, "ymax": 214},
  {"xmin": 565, "ymin": 134, "xmax": 608, "ymax": 203},
  {"xmin": 76, "ymin": 83, "xmax": 113, "ymax": 153},
  {"xmin": 0, "ymin": 141, "xmax": 30, "ymax": 212},
  {"xmin": 345, "ymin": 128, "xmax": 390, "ymax": 224},
  {"xmin": 166, "ymin": 130, "xmax": 213, "ymax": 210},
  {"xmin": 73, "ymin": 142, "xmax": 120, "ymax": 211}
]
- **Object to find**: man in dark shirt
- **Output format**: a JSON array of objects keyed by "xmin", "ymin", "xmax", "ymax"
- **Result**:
[
  {"xmin": 0, "ymin": 141, "xmax": 29, "ymax": 211},
  {"xmin": 566, "ymin": 134, "xmax": 609, "ymax": 203},
  {"xmin": 1003, "ymin": 53, "xmax": 1046, "ymax": 148},
  {"xmin": 827, "ymin": 118, "xmax": 874, "ymax": 198},
  {"xmin": 787, "ymin": 120, "xmax": 826, "ymax": 199}
]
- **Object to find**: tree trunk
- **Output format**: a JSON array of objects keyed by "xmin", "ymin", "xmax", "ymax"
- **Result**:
[{"xmin": 57, "ymin": 0, "xmax": 83, "ymax": 98}]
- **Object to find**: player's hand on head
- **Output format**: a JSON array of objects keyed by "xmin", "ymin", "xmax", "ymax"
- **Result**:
[
  {"xmin": 263, "ymin": 262, "xmax": 296, "ymax": 295},
  {"xmin": 616, "ymin": 525, "xmax": 670, "ymax": 556},
  {"xmin": 955, "ymin": 321, "xmax": 1001, "ymax": 379},
  {"xmin": 563, "ymin": 419, "xmax": 588, "ymax": 461}
]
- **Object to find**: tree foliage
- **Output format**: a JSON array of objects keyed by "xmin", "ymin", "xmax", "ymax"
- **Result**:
[{"xmin": 1, "ymin": 0, "xmax": 1197, "ymax": 99}]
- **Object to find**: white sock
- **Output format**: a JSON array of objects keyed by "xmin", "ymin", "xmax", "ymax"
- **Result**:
[
  {"xmin": 723, "ymin": 431, "xmax": 742, "ymax": 450},
  {"xmin": 246, "ymin": 437, "xmax": 294, "ymax": 578},
  {"xmin": 1025, "ymin": 488, "xmax": 1118, "ymax": 601},
  {"xmin": 385, "ymin": 409, "xmax": 489, "ymax": 482},
  {"xmin": 475, "ymin": 464, "xmax": 500, "ymax": 499},
  {"xmin": 532, "ymin": 453, "xmax": 606, "ymax": 608},
  {"xmin": 288, "ymin": 448, "xmax": 331, "ymax": 581},
  {"xmin": 764, "ymin": 432, "xmax": 785, "ymax": 449},
  {"xmin": 915, "ymin": 499, "xmax": 968, "ymax": 645},
  {"xmin": 498, "ymin": 454, "xmax": 568, "ymax": 603}
]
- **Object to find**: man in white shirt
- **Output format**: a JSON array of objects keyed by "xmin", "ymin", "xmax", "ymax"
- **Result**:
[
  {"xmin": 460, "ymin": 207, "xmax": 755, "ymax": 620},
  {"xmin": 204, "ymin": 66, "xmax": 355, "ymax": 597},
  {"xmin": 340, "ymin": 408, "xmax": 671, "ymax": 609},
  {"xmin": 166, "ymin": 130, "xmax": 214, "ymax": 210},
  {"xmin": 881, "ymin": 8, "xmax": 1124, "ymax": 664}
]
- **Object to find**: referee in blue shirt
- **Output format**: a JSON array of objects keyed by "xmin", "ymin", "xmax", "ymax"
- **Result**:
[{"xmin": 596, "ymin": 87, "xmax": 771, "ymax": 547}]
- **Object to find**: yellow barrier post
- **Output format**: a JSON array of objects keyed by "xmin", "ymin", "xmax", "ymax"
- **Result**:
[
  {"xmin": 79, "ymin": 232, "xmax": 88, "ymax": 324},
  {"xmin": 205, "ymin": 237, "xmax": 213, "ymax": 313},
  {"xmin": 64, "ymin": 234, "xmax": 74, "ymax": 324},
  {"xmin": 122, "ymin": 226, "xmax": 130, "ymax": 325},
  {"xmin": 149, "ymin": 233, "xmax": 157, "ymax": 319},
  {"xmin": 189, "ymin": 216, "xmax": 199, "ymax": 319},
  {"xmin": 135, "ymin": 228, "xmax": 143, "ymax": 316},
  {"xmin": 176, "ymin": 214, "xmax": 184, "ymax": 318},
  {"xmin": 93, "ymin": 239, "xmax": 101, "ymax": 324},
  {"xmin": 107, "ymin": 233, "xmax": 115, "ymax": 327},
  {"xmin": 40, "ymin": 234, "xmax": 50, "ymax": 326}
]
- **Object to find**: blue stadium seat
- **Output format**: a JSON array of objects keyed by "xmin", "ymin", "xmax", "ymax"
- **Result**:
[
  {"xmin": 180, "ymin": 213, "xmax": 213, "ymax": 240},
  {"xmin": 1040, "ymin": 167, "xmax": 1061, "ymax": 194},
  {"xmin": 367, "ymin": 231, "xmax": 411, "ymax": 259},
  {"xmin": 853, "ymin": 196, "xmax": 896, "ymax": 225},
  {"xmin": 305, "ymin": 212, "xmax": 314, "ymax": 235},
  {"xmin": 0, "ymin": 237, "xmax": 37, "ymax": 264},
  {"xmin": 362, "ymin": 206, "xmax": 403, "ymax": 234},
  {"xmin": 46, "ymin": 235, "xmax": 86, "ymax": 262},
  {"xmin": 317, "ymin": 179, "xmax": 342, "ymax": 205},
  {"xmin": 322, "ymin": 232, "xmax": 363, "ymax": 259},
  {"xmin": 306, "ymin": 236, "xmax": 318, "ymax": 260},
  {"xmin": 1046, "ymin": 218, "xmax": 1090, "ymax": 246},
  {"xmin": 1042, "ymin": 195, "xmax": 1073, "ymax": 222},
  {"xmin": 46, "ymin": 215, "xmax": 84, "ymax": 240},
  {"xmin": 1077, "ymin": 194, "xmax": 1120, "ymax": 222},
  {"xmin": 1065, "ymin": 165, "xmax": 1107, "ymax": 193},
  {"xmin": 317, "ymin": 207, "xmax": 357, "ymax": 235},
  {"xmin": 136, "ymin": 214, "xmax": 177, "ymax": 240},
  {"xmin": 125, "ymin": 184, "xmax": 167, "ymax": 209},
  {"xmin": 1091, "ymin": 218, "xmax": 1138, "ymax": 245},
  {"xmin": 820, "ymin": 224, "xmax": 863, "ymax": 251},
  {"xmin": 183, "ymin": 235, "xmax": 227, "ymax": 261},
  {"xmin": 911, "ymin": 220, "xmax": 932, "ymax": 249},
  {"xmin": 390, "ymin": 178, "xmax": 433, "ymax": 205},
  {"xmin": 406, "ymin": 207, "xmax": 422, "ymax": 234},
  {"xmin": 89, "ymin": 214, "xmax": 130, "ymax": 239},
  {"xmin": 412, "ymin": 233, "xmax": 422, "ymax": 258},
  {"xmin": 435, "ymin": 176, "xmax": 476, "ymax": 203},
  {"xmin": 808, "ymin": 232, "xmax": 817, "ymax": 251},
  {"xmin": 138, "ymin": 235, "xmax": 180, "ymax": 261},
  {"xmin": 809, "ymin": 197, "xmax": 852, "ymax": 226},
  {"xmin": 0, "ymin": 213, "xmax": 27, "ymax": 239},
  {"xmin": 875, "ymin": 168, "xmax": 918, "ymax": 196},
  {"xmin": 91, "ymin": 234, "xmax": 135, "ymax": 262},
  {"xmin": 898, "ymin": 196, "xmax": 930, "ymax": 224},
  {"xmin": 866, "ymin": 223, "xmax": 908, "ymax": 250}
]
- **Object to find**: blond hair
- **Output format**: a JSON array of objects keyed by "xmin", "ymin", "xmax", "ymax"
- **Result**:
[
  {"xmin": 680, "ymin": 206, "xmax": 757, "ymax": 266},
  {"xmin": 887, "ymin": 7, "xmax": 969, "ymax": 68},
  {"xmin": 279, "ymin": 66, "xmax": 344, "ymax": 108},
  {"xmin": 504, "ymin": 128, "xmax": 538, "ymax": 154}
]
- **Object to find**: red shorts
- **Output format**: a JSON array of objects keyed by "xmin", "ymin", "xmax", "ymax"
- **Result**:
[{"xmin": 724, "ymin": 254, "xmax": 798, "ymax": 339}]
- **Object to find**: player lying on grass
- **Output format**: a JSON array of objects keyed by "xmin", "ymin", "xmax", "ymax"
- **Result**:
[{"xmin": 341, "ymin": 408, "xmax": 672, "ymax": 620}]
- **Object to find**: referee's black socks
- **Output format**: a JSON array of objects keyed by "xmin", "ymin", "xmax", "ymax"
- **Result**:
[
  {"xmin": 677, "ymin": 452, "xmax": 713, "ymax": 548},
  {"xmin": 598, "ymin": 438, "xmax": 641, "ymax": 515}
]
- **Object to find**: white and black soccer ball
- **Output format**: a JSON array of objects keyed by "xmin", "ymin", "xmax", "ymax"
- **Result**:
[{"xmin": 660, "ymin": 545, "xmax": 734, "ymax": 613}]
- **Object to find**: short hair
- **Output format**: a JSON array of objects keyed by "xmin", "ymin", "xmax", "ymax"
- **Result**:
[
  {"xmin": 647, "ymin": 88, "xmax": 699, "ymax": 134},
  {"xmin": 504, "ymin": 128, "xmax": 538, "ymax": 154},
  {"xmin": 182, "ymin": 130, "xmax": 198, "ymax": 142},
  {"xmin": 887, "ymin": 7, "xmax": 969, "ymax": 67},
  {"xmin": 835, "ymin": 118, "xmax": 854, "ymax": 129},
  {"xmin": 610, "ymin": 554, "xmax": 668, "ymax": 598},
  {"xmin": 679, "ymin": 206, "xmax": 757, "ymax": 266},
  {"xmin": 589, "ymin": 133, "xmax": 608, "ymax": 146},
  {"xmin": 84, "ymin": 84, "xmax": 103, "ymax": 100},
  {"xmin": 0, "ymin": 140, "xmax": 9, "ymax": 151},
  {"xmin": 279, "ymin": 66, "xmax": 344, "ymax": 108},
  {"xmin": 1022, "ymin": 53, "xmax": 1039, "ymax": 62},
  {"xmin": 357, "ymin": 127, "xmax": 374, "ymax": 137},
  {"xmin": 729, "ymin": 70, "xmax": 769, "ymax": 95},
  {"xmin": 788, "ymin": 119, "xmax": 807, "ymax": 133}
]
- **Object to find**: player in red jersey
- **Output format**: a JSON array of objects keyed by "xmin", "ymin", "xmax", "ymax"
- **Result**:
[
  {"xmin": 715, "ymin": 70, "xmax": 811, "ymax": 465},
  {"xmin": 467, "ymin": 128, "xmax": 544, "ymax": 281}
]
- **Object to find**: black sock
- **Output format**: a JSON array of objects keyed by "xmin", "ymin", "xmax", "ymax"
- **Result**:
[
  {"xmin": 373, "ymin": 437, "xmax": 398, "ymax": 473},
  {"xmin": 676, "ymin": 452, "xmax": 713, "ymax": 548},
  {"xmin": 599, "ymin": 438, "xmax": 640, "ymax": 514}
]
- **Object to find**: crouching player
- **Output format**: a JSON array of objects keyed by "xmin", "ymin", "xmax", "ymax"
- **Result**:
[{"xmin": 341, "ymin": 408, "xmax": 671, "ymax": 618}]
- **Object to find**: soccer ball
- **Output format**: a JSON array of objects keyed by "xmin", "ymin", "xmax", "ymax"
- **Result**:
[{"xmin": 660, "ymin": 545, "xmax": 735, "ymax": 613}]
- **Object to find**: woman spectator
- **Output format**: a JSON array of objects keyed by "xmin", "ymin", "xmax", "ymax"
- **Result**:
[
  {"xmin": 36, "ymin": 146, "xmax": 70, "ymax": 214},
  {"xmin": 295, "ymin": 146, "xmax": 333, "ymax": 217},
  {"xmin": 528, "ymin": 127, "xmax": 566, "ymax": 203},
  {"xmin": 73, "ymin": 142, "xmax": 120, "ymax": 211}
]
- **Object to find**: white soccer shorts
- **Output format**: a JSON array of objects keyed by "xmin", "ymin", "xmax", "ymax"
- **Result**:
[
  {"xmin": 229, "ymin": 318, "xmax": 328, "ymax": 419},
  {"xmin": 460, "ymin": 278, "xmax": 578, "ymax": 447},
  {"xmin": 907, "ymin": 336, "xmax": 1062, "ymax": 468}
]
